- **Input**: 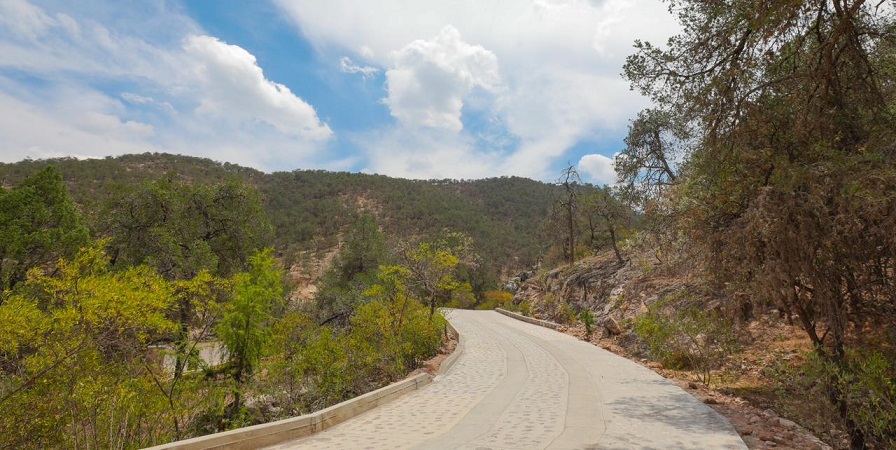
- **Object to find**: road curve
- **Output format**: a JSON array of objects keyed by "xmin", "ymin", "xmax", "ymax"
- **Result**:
[{"xmin": 266, "ymin": 309, "xmax": 747, "ymax": 450}]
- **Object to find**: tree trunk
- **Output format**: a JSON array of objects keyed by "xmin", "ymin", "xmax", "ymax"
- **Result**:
[
  {"xmin": 609, "ymin": 227, "xmax": 624, "ymax": 265},
  {"xmin": 567, "ymin": 203, "xmax": 576, "ymax": 265}
]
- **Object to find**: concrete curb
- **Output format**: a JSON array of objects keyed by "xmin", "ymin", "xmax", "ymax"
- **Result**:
[
  {"xmin": 146, "ymin": 314, "xmax": 466, "ymax": 450},
  {"xmin": 495, "ymin": 308, "xmax": 563, "ymax": 330},
  {"xmin": 145, "ymin": 373, "xmax": 432, "ymax": 450},
  {"xmin": 437, "ymin": 315, "xmax": 463, "ymax": 377}
]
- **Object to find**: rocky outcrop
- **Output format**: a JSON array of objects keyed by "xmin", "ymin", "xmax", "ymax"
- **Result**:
[{"xmin": 510, "ymin": 251, "xmax": 686, "ymax": 340}]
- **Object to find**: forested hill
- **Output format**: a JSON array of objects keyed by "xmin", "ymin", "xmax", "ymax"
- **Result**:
[{"xmin": 0, "ymin": 153, "xmax": 557, "ymax": 277}]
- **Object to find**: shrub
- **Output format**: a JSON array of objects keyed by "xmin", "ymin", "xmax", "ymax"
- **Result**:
[
  {"xmin": 477, "ymin": 290, "xmax": 514, "ymax": 310},
  {"xmin": 633, "ymin": 293, "xmax": 739, "ymax": 384},
  {"xmin": 579, "ymin": 309, "xmax": 595, "ymax": 338}
]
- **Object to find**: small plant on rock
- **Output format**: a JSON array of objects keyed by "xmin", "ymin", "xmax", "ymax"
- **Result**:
[{"xmin": 579, "ymin": 309, "xmax": 595, "ymax": 338}]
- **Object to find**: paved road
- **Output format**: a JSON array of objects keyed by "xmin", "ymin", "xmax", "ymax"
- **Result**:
[{"xmin": 267, "ymin": 309, "xmax": 747, "ymax": 450}]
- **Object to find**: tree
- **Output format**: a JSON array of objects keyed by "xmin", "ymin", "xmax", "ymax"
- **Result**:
[
  {"xmin": 615, "ymin": 108, "xmax": 685, "ymax": 205},
  {"xmin": 399, "ymin": 234, "xmax": 477, "ymax": 317},
  {"xmin": 314, "ymin": 214, "xmax": 389, "ymax": 326},
  {"xmin": 101, "ymin": 173, "xmax": 272, "ymax": 280},
  {"xmin": 555, "ymin": 165, "xmax": 581, "ymax": 265},
  {"xmin": 217, "ymin": 248, "xmax": 284, "ymax": 422},
  {"xmin": 0, "ymin": 166, "xmax": 89, "ymax": 303},
  {"xmin": 356, "ymin": 266, "xmax": 446, "ymax": 380},
  {"xmin": 580, "ymin": 186, "xmax": 632, "ymax": 265},
  {"xmin": 625, "ymin": 2, "xmax": 896, "ymax": 447},
  {"xmin": 102, "ymin": 173, "xmax": 273, "ymax": 400},
  {"xmin": 0, "ymin": 244, "xmax": 176, "ymax": 448}
]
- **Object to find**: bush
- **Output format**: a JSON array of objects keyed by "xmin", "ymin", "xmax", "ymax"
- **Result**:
[
  {"xmin": 579, "ymin": 309, "xmax": 595, "ymax": 338},
  {"xmin": 820, "ymin": 350, "xmax": 896, "ymax": 447},
  {"xmin": 477, "ymin": 290, "xmax": 514, "ymax": 310},
  {"xmin": 633, "ymin": 294, "xmax": 739, "ymax": 384}
]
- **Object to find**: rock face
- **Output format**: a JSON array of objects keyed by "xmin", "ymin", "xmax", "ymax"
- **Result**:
[
  {"xmin": 510, "ymin": 251, "xmax": 688, "ymax": 342},
  {"xmin": 513, "ymin": 253, "xmax": 634, "ymax": 329}
]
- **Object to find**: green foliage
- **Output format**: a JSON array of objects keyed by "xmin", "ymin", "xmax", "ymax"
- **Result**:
[
  {"xmin": 766, "ymin": 350, "xmax": 896, "ymax": 449},
  {"xmin": 515, "ymin": 300, "xmax": 531, "ymax": 316},
  {"xmin": 817, "ymin": 351, "xmax": 896, "ymax": 448},
  {"xmin": 400, "ymin": 234, "xmax": 478, "ymax": 316},
  {"xmin": 579, "ymin": 309, "xmax": 595, "ymax": 338},
  {"xmin": 101, "ymin": 173, "xmax": 272, "ymax": 280},
  {"xmin": 268, "ymin": 313, "xmax": 352, "ymax": 412},
  {"xmin": 217, "ymin": 248, "xmax": 284, "ymax": 417},
  {"xmin": 266, "ymin": 265, "xmax": 446, "ymax": 416},
  {"xmin": 0, "ymin": 154, "xmax": 558, "ymax": 280},
  {"xmin": 0, "ymin": 166, "xmax": 89, "ymax": 301},
  {"xmin": 633, "ymin": 294, "xmax": 739, "ymax": 384},
  {"xmin": 624, "ymin": 2, "xmax": 896, "ymax": 445},
  {"xmin": 540, "ymin": 293, "xmax": 577, "ymax": 325},
  {"xmin": 313, "ymin": 214, "xmax": 388, "ymax": 324},
  {"xmin": 0, "ymin": 244, "xmax": 177, "ymax": 448}
]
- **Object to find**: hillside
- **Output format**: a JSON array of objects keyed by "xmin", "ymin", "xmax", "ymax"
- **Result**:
[{"xmin": 0, "ymin": 153, "xmax": 557, "ymax": 282}]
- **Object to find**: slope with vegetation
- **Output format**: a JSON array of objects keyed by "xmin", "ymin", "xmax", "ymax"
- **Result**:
[
  {"xmin": 0, "ymin": 166, "xmax": 470, "ymax": 448},
  {"xmin": 0, "ymin": 153, "xmax": 556, "ymax": 283},
  {"xmin": 507, "ymin": 2, "xmax": 896, "ymax": 449}
]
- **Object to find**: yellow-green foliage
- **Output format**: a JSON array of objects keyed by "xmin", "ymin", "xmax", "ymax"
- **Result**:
[
  {"xmin": 358, "ymin": 265, "xmax": 445, "ymax": 380},
  {"xmin": 477, "ymin": 290, "xmax": 514, "ymax": 310},
  {"xmin": 0, "ymin": 244, "xmax": 179, "ymax": 449},
  {"xmin": 266, "ymin": 265, "xmax": 446, "ymax": 416}
]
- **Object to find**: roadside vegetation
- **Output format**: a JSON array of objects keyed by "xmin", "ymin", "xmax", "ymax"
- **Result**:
[
  {"xmin": 0, "ymin": 170, "xmax": 461, "ymax": 448},
  {"xmin": 507, "ymin": 2, "xmax": 896, "ymax": 448}
]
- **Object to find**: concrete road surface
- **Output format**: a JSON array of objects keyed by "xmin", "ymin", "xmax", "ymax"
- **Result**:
[{"xmin": 266, "ymin": 309, "xmax": 747, "ymax": 450}]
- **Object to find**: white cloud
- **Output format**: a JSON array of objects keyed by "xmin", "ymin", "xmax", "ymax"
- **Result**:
[
  {"xmin": 273, "ymin": 0, "xmax": 679, "ymax": 179},
  {"xmin": 121, "ymin": 92, "xmax": 175, "ymax": 112},
  {"xmin": 183, "ymin": 35, "xmax": 332, "ymax": 140},
  {"xmin": 578, "ymin": 153, "xmax": 617, "ymax": 185},
  {"xmin": 0, "ymin": 0, "xmax": 54, "ymax": 40},
  {"xmin": 0, "ymin": 90, "xmax": 159, "ymax": 162},
  {"xmin": 384, "ymin": 26, "xmax": 500, "ymax": 132},
  {"xmin": 339, "ymin": 56, "xmax": 379, "ymax": 79},
  {"xmin": 357, "ymin": 127, "xmax": 503, "ymax": 180},
  {"xmin": 0, "ymin": 1, "xmax": 332, "ymax": 172}
]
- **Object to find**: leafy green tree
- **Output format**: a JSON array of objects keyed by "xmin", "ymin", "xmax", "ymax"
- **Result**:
[
  {"xmin": 356, "ymin": 266, "xmax": 446, "ymax": 380},
  {"xmin": 217, "ymin": 248, "xmax": 284, "ymax": 422},
  {"xmin": 102, "ymin": 173, "xmax": 272, "ymax": 397},
  {"xmin": 101, "ymin": 173, "xmax": 272, "ymax": 280},
  {"xmin": 314, "ymin": 214, "xmax": 389, "ymax": 326},
  {"xmin": 143, "ymin": 271, "xmax": 230, "ymax": 439},
  {"xmin": 0, "ymin": 166, "xmax": 89, "ymax": 303}
]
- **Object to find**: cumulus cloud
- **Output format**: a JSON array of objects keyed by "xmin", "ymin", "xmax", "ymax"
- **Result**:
[
  {"xmin": 0, "ymin": 0, "xmax": 332, "ymax": 171},
  {"xmin": 578, "ymin": 153, "xmax": 617, "ymax": 186},
  {"xmin": 384, "ymin": 26, "xmax": 500, "ymax": 132},
  {"xmin": 273, "ymin": 0, "xmax": 679, "ymax": 179},
  {"xmin": 184, "ymin": 35, "xmax": 332, "ymax": 140}
]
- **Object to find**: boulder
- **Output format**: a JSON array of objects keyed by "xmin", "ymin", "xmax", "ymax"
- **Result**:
[{"xmin": 603, "ymin": 316, "xmax": 622, "ymax": 335}]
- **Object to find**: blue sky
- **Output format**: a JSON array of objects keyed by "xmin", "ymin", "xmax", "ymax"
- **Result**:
[{"xmin": 0, "ymin": 0, "xmax": 679, "ymax": 183}]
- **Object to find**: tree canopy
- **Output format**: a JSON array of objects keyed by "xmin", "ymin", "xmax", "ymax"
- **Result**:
[
  {"xmin": 624, "ymin": 1, "xmax": 896, "ymax": 447},
  {"xmin": 0, "ymin": 166, "xmax": 89, "ymax": 302}
]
